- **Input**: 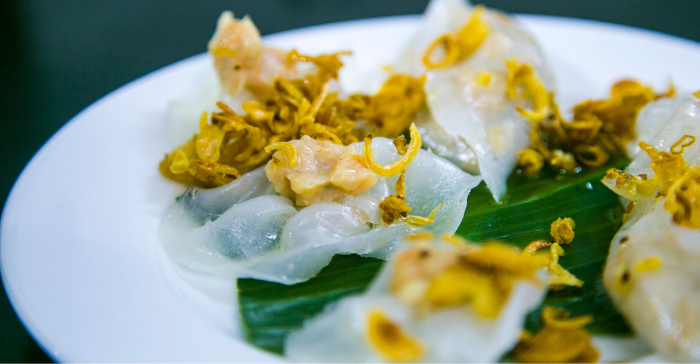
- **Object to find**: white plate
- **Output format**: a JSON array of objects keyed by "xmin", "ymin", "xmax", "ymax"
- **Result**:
[{"xmin": 3, "ymin": 14, "xmax": 700, "ymax": 363}]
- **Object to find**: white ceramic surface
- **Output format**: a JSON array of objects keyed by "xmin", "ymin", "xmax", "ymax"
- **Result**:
[{"xmin": 3, "ymin": 14, "xmax": 700, "ymax": 362}]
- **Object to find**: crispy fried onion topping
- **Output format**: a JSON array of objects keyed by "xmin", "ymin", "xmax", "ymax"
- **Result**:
[
  {"xmin": 665, "ymin": 166, "xmax": 700, "ymax": 228},
  {"xmin": 518, "ymin": 80, "xmax": 674, "ymax": 176},
  {"xmin": 550, "ymin": 217, "xmax": 575, "ymax": 245},
  {"xmin": 603, "ymin": 134, "xmax": 700, "ymax": 228},
  {"xmin": 602, "ymin": 167, "xmax": 657, "ymax": 199},
  {"xmin": 364, "ymin": 123, "xmax": 422, "ymax": 177},
  {"xmin": 422, "ymin": 6, "xmax": 489, "ymax": 69},
  {"xmin": 506, "ymin": 59, "xmax": 552, "ymax": 123},
  {"xmin": 390, "ymin": 241, "xmax": 547, "ymax": 319},
  {"xmin": 366, "ymin": 126, "xmax": 444, "ymax": 226},
  {"xmin": 160, "ymin": 50, "xmax": 426, "ymax": 188},
  {"xmin": 523, "ymin": 218, "xmax": 583, "ymax": 290},
  {"xmin": 264, "ymin": 142, "xmax": 297, "ymax": 167},
  {"xmin": 515, "ymin": 306, "xmax": 599, "ymax": 363},
  {"xmin": 366, "ymin": 310, "xmax": 425, "ymax": 362},
  {"xmin": 351, "ymin": 75, "xmax": 426, "ymax": 138}
]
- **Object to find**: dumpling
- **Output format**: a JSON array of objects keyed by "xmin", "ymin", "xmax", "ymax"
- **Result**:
[
  {"xmin": 602, "ymin": 92, "xmax": 700, "ymax": 362},
  {"xmin": 398, "ymin": 0, "xmax": 555, "ymax": 201},
  {"xmin": 159, "ymin": 132, "xmax": 481, "ymax": 284},
  {"xmin": 285, "ymin": 234, "xmax": 549, "ymax": 362},
  {"xmin": 165, "ymin": 11, "xmax": 297, "ymax": 147}
]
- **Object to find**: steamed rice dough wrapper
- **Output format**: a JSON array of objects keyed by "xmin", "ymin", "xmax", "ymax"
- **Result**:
[
  {"xmin": 625, "ymin": 92, "xmax": 700, "ymax": 172},
  {"xmin": 285, "ymin": 234, "xmax": 550, "ymax": 362},
  {"xmin": 398, "ymin": 0, "xmax": 555, "ymax": 201},
  {"xmin": 602, "ymin": 93, "xmax": 700, "ymax": 362},
  {"xmin": 603, "ymin": 92, "xmax": 700, "ymax": 202},
  {"xmin": 159, "ymin": 131, "xmax": 482, "ymax": 284}
]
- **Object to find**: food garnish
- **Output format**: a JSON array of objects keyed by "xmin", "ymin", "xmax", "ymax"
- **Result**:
[
  {"xmin": 573, "ymin": 80, "xmax": 674, "ymax": 145},
  {"xmin": 354, "ymin": 75, "xmax": 426, "ymax": 138},
  {"xmin": 264, "ymin": 142, "xmax": 298, "ymax": 167},
  {"xmin": 390, "ymin": 241, "xmax": 547, "ymax": 318},
  {"xmin": 364, "ymin": 124, "xmax": 422, "ymax": 177},
  {"xmin": 162, "ymin": 50, "xmax": 426, "ymax": 188},
  {"xmin": 545, "ymin": 243, "xmax": 584, "ymax": 289},
  {"xmin": 369, "ymin": 128, "xmax": 444, "ymax": 226},
  {"xmin": 603, "ymin": 134, "xmax": 700, "ymax": 227},
  {"xmin": 550, "ymin": 217, "xmax": 575, "ymax": 245},
  {"xmin": 634, "ymin": 256, "xmax": 662, "ymax": 273},
  {"xmin": 518, "ymin": 80, "xmax": 674, "ymax": 176},
  {"xmin": 515, "ymin": 306, "xmax": 599, "ymax": 363},
  {"xmin": 422, "ymin": 6, "xmax": 489, "ymax": 69},
  {"xmin": 366, "ymin": 310, "xmax": 426, "ymax": 362},
  {"xmin": 523, "ymin": 218, "xmax": 583, "ymax": 290},
  {"xmin": 506, "ymin": 59, "xmax": 552, "ymax": 123},
  {"xmin": 604, "ymin": 135, "xmax": 694, "ymax": 199},
  {"xmin": 285, "ymin": 234, "xmax": 549, "ymax": 362}
]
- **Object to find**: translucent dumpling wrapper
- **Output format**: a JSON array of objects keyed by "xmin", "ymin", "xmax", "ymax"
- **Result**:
[
  {"xmin": 603, "ymin": 205, "xmax": 700, "ymax": 363},
  {"xmin": 626, "ymin": 93, "xmax": 700, "ymax": 174},
  {"xmin": 628, "ymin": 96, "xmax": 685, "ymax": 158},
  {"xmin": 159, "ymin": 137, "xmax": 481, "ymax": 284},
  {"xmin": 602, "ymin": 93, "xmax": 700, "ymax": 202},
  {"xmin": 164, "ymin": 64, "xmax": 261, "ymax": 148},
  {"xmin": 165, "ymin": 60, "xmax": 222, "ymax": 148},
  {"xmin": 602, "ymin": 94, "xmax": 700, "ymax": 362},
  {"xmin": 285, "ymin": 236, "xmax": 549, "ymax": 362},
  {"xmin": 398, "ymin": 0, "xmax": 555, "ymax": 201}
]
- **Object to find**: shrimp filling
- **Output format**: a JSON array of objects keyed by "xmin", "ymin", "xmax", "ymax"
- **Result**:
[
  {"xmin": 265, "ymin": 135, "xmax": 377, "ymax": 206},
  {"xmin": 208, "ymin": 11, "xmax": 297, "ymax": 97}
]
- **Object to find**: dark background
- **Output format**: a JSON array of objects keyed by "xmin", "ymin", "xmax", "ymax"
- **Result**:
[{"xmin": 1, "ymin": 0, "xmax": 699, "ymax": 362}]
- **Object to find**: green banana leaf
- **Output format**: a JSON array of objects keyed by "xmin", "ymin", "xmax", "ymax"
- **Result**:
[{"xmin": 237, "ymin": 157, "xmax": 631, "ymax": 354}]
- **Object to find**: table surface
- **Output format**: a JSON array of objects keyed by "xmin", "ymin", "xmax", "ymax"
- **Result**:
[{"xmin": 2, "ymin": 0, "xmax": 699, "ymax": 362}]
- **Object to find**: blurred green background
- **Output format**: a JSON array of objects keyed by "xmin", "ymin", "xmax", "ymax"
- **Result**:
[{"xmin": 1, "ymin": 0, "xmax": 699, "ymax": 362}]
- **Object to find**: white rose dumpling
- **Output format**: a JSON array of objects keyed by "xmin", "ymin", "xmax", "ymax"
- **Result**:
[
  {"xmin": 285, "ymin": 235, "xmax": 549, "ymax": 362},
  {"xmin": 602, "ymin": 93, "xmax": 700, "ymax": 362},
  {"xmin": 398, "ymin": 0, "xmax": 555, "ymax": 201},
  {"xmin": 159, "ymin": 134, "xmax": 482, "ymax": 284}
]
